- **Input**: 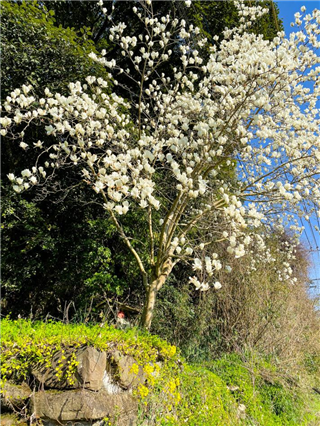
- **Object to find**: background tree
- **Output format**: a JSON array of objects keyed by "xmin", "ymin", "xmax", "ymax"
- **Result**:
[
  {"xmin": 1, "ymin": 0, "xmax": 133, "ymax": 319},
  {"xmin": 44, "ymin": 0, "xmax": 282, "ymax": 45},
  {"xmin": 44, "ymin": 1, "xmax": 283, "ymax": 103}
]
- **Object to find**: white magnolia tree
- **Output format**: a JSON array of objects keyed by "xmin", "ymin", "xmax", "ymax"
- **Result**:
[{"xmin": 1, "ymin": 0, "xmax": 320, "ymax": 329}]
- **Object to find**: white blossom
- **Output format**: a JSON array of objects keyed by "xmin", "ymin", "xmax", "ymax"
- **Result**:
[{"xmin": 214, "ymin": 281, "xmax": 222, "ymax": 290}]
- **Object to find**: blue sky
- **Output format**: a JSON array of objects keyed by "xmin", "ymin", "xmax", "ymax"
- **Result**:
[
  {"xmin": 277, "ymin": 0, "xmax": 320, "ymax": 292},
  {"xmin": 277, "ymin": 0, "xmax": 320, "ymax": 37}
]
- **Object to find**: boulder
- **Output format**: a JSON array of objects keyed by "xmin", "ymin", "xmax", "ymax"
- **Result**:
[
  {"xmin": 32, "ymin": 348, "xmax": 78, "ymax": 389},
  {"xmin": 0, "ymin": 414, "xmax": 26, "ymax": 426},
  {"xmin": 110, "ymin": 351, "xmax": 147, "ymax": 389},
  {"xmin": 1, "ymin": 381, "xmax": 31, "ymax": 411},
  {"xmin": 77, "ymin": 347, "xmax": 106, "ymax": 391},
  {"xmin": 31, "ymin": 389, "xmax": 137, "ymax": 426},
  {"xmin": 32, "ymin": 347, "xmax": 106, "ymax": 391}
]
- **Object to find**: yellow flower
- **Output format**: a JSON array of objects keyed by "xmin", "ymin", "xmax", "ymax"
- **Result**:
[
  {"xmin": 130, "ymin": 364, "xmax": 139, "ymax": 375},
  {"xmin": 138, "ymin": 384, "xmax": 149, "ymax": 399},
  {"xmin": 143, "ymin": 364, "xmax": 153, "ymax": 375}
]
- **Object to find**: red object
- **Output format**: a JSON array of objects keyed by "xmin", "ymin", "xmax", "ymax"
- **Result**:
[{"xmin": 117, "ymin": 311, "xmax": 125, "ymax": 319}]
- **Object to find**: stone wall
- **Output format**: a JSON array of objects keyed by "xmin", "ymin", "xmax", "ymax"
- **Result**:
[{"xmin": 1, "ymin": 347, "xmax": 146, "ymax": 426}]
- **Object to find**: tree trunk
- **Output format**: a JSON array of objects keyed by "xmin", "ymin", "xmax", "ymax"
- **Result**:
[
  {"xmin": 140, "ymin": 258, "xmax": 173, "ymax": 330},
  {"xmin": 140, "ymin": 279, "xmax": 159, "ymax": 331}
]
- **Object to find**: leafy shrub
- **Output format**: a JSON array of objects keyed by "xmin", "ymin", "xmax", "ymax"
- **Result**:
[{"xmin": 153, "ymin": 234, "xmax": 320, "ymax": 375}]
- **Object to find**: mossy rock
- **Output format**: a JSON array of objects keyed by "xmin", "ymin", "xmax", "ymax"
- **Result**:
[
  {"xmin": 0, "ymin": 413, "xmax": 27, "ymax": 426},
  {"xmin": 1, "ymin": 381, "xmax": 31, "ymax": 411}
]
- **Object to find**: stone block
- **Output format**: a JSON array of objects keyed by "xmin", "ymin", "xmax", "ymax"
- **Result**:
[
  {"xmin": 0, "ymin": 414, "xmax": 25, "ymax": 426},
  {"xmin": 110, "ymin": 351, "xmax": 147, "ymax": 389},
  {"xmin": 1, "ymin": 381, "xmax": 31, "ymax": 411},
  {"xmin": 31, "ymin": 389, "xmax": 137, "ymax": 426},
  {"xmin": 77, "ymin": 347, "xmax": 106, "ymax": 391},
  {"xmin": 32, "ymin": 347, "xmax": 106, "ymax": 391}
]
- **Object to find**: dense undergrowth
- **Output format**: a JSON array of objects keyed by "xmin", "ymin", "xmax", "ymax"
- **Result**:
[{"xmin": 1, "ymin": 319, "xmax": 319, "ymax": 425}]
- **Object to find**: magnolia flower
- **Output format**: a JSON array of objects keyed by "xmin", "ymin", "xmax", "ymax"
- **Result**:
[
  {"xmin": 189, "ymin": 276, "xmax": 209, "ymax": 291},
  {"xmin": 33, "ymin": 140, "xmax": 43, "ymax": 148},
  {"xmin": 214, "ymin": 281, "xmax": 222, "ymax": 290},
  {"xmin": 21, "ymin": 169, "xmax": 32, "ymax": 178},
  {"xmin": 200, "ymin": 283, "xmax": 210, "ymax": 292},
  {"xmin": 13, "ymin": 185, "xmax": 22, "ymax": 193},
  {"xmin": 115, "ymin": 205, "xmax": 124, "ymax": 214},
  {"xmin": 19, "ymin": 142, "xmax": 28, "ymax": 150},
  {"xmin": 193, "ymin": 258, "xmax": 202, "ymax": 271},
  {"xmin": 94, "ymin": 181, "xmax": 105, "ymax": 193},
  {"xmin": 205, "ymin": 257, "xmax": 213, "ymax": 274},
  {"xmin": 139, "ymin": 200, "xmax": 148, "ymax": 208}
]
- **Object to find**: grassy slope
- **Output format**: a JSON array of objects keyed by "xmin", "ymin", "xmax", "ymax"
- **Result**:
[{"xmin": 1, "ymin": 319, "xmax": 319, "ymax": 425}]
